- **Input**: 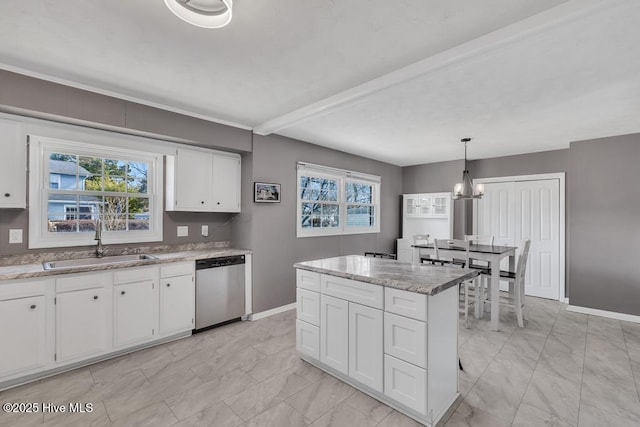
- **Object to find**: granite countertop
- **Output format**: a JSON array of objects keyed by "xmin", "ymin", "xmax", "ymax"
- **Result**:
[
  {"xmin": 0, "ymin": 244, "xmax": 251, "ymax": 281},
  {"xmin": 294, "ymin": 255, "xmax": 479, "ymax": 296}
]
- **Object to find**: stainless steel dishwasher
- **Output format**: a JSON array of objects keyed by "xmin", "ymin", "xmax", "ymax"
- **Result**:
[{"xmin": 195, "ymin": 255, "xmax": 245, "ymax": 331}]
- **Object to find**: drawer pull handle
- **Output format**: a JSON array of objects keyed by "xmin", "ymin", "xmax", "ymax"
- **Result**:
[
  {"xmin": 30, "ymin": 304, "xmax": 36, "ymax": 309},
  {"xmin": 166, "ymin": 283, "xmax": 171, "ymax": 287},
  {"xmin": 4, "ymin": 193, "xmax": 9, "ymax": 197},
  {"xmin": 121, "ymin": 291, "xmax": 126, "ymax": 295},
  {"xmin": 93, "ymin": 295, "xmax": 99, "ymax": 300}
]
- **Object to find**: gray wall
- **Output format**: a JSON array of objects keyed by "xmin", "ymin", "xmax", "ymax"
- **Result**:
[
  {"xmin": 569, "ymin": 134, "xmax": 640, "ymax": 316},
  {"xmin": 236, "ymin": 133, "xmax": 403, "ymax": 313}
]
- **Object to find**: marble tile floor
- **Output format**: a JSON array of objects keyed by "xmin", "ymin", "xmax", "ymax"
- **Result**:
[{"xmin": 1, "ymin": 297, "xmax": 640, "ymax": 426}]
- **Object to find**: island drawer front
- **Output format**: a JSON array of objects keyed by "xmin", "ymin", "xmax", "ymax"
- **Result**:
[
  {"xmin": 384, "ymin": 312, "xmax": 427, "ymax": 368},
  {"xmin": 297, "ymin": 269, "xmax": 320, "ymax": 292},
  {"xmin": 296, "ymin": 320, "xmax": 319, "ymax": 360},
  {"xmin": 384, "ymin": 354, "xmax": 427, "ymax": 415},
  {"xmin": 297, "ymin": 289, "xmax": 320, "ymax": 326},
  {"xmin": 384, "ymin": 288, "xmax": 427, "ymax": 321},
  {"xmin": 320, "ymin": 275, "xmax": 383, "ymax": 309}
]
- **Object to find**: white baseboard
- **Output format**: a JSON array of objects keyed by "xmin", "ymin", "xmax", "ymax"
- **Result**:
[
  {"xmin": 249, "ymin": 303, "xmax": 296, "ymax": 321},
  {"xmin": 563, "ymin": 298, "xmax": 569, "ymax": 304},
  {"xmin": 566, "ymin": 305, "xmax": 640, "ymax": 323}
]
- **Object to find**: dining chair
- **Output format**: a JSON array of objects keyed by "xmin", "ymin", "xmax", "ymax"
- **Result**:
[
  {"xmin": 413, "ymin": 234, "xmax": 435, "ymax": 264},
  {"xmin": 479, "ymin": 240, "xmax": 531, "ymax": 328},
  {"xmin": 463, "ymin": 234, "xmax": 494, "ymax": 314},
  {"xmin": 434, "ymin": 239, "xmax": 475, "ymax": 328}
]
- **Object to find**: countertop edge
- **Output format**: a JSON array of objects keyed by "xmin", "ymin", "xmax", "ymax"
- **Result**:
[
  {"xmin": 0, "ymin": 249, "xmax": 252, "ymax": 281},
  {"xmin": 294, "ymin": 262, "xmax": 479, "ymax": 296}
]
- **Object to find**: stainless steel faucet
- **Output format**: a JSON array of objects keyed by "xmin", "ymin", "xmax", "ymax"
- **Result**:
[{"xmin": 94, "ymin": 218, "xmax": 105, "ymax": 258}]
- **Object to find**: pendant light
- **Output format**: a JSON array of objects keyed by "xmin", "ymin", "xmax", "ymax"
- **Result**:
[
  {"xmin": 453, "ymin": 138, "xmax": 484, "ymax": 200},
  {"xmin": 164, "ymin": 0, "xmax": 233, "ymax": 29}
]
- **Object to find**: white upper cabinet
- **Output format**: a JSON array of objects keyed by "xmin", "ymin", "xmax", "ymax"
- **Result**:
[
  {"xmin": 0, "ymin": 118, "xmax": 26, "ymax": 208},
  {"xmin": 166, "ymin": 147, "xmax": 241, "ymax": 213},
  {"xmin": 404, "ymin": 193, "xmax": 450, "ymax": 219}
]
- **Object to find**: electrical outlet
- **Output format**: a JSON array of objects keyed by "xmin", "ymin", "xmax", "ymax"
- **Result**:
[
  {"xmin": 201, "ymin": 225, "xmax": 209, "ymax": 237},
  {"xmin": 177, "ymin": 226, "xmax": 189, "ymax": 237},
  {"xmin": 9, "ymin": 229, "xmax": 23, "ymax": 244}
]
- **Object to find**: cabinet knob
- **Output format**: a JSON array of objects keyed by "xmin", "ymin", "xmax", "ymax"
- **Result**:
[
  {"xmin": 121, "ymin": 291, "xmax": 126, "ymax": 295},
  {"xmin": 201, "ymin": 201, "xmax": 205, "ymax": 204},
  {"xmin": 3, "ymin": 193, "xmax": 9, "ymax": 197},
  {"xmin": 217, "ymin": 202, "xmax": 221, "ymax": 205},
  {"xmin": 30, "ymin": 304, "xmax": 36, "ymax": 309},
  {"xmin": 166, "ymin": 283, "xmax": 171, "ymax": 287},
  {"xmin": 93, "ymin": 295, "xmax": 99, "ymax": 300}
]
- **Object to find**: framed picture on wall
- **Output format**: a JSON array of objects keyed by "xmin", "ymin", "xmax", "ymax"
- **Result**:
[{"xmin": 254, "ymin": 182, "xmax": 281, "ymax": 203}]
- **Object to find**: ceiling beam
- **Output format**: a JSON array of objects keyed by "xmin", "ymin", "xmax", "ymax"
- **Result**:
[{"xmin": 253, "ymin": 0, "xmax": 620, "ymax": 136}]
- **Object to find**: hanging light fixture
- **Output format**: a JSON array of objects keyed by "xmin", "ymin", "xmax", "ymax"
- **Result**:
[
  {"xmin": 164, "ymin": 0, "xmax": 233, "ymax": 29},
  {"xmin": 453, "ymin": 138, "xmax": 484, "ymax": 200}
]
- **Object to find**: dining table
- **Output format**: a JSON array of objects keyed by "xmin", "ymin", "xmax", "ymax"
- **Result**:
[{"xmin": 412, "ymin": 242, "xmax": 517, "ymax": 331}]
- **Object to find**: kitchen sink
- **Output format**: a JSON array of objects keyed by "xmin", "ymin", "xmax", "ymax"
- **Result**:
[{"xmin": 43, "ymin": 254, "xmax": 158, "ymax": 270}]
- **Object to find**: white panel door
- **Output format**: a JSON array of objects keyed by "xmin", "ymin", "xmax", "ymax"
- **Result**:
[
  {"xmin": 212, "ymin": 154, "xmax": 241, "ymax": 212},
  {"xmin": 160, "ymin": 274, "xmax": 194, "ymax": 335},
  {"xmin": 475, "ymin": 182, "xmax": 516, "ymax": 275},
  {"xmin": 349, "ymin": 302, "xmax": 383, "ymax": 392},
  {"xmin": 0, "ymin": 296, "xmax": 47, "ymax": 377},
  {"xmin": 515, "ymin": 180, "xmax": 560, "ymax": 299},
  {"xmin": 175, "ymin": 148, "xmax": 213, "ymax": 210},
  {"xmin": 56, "ymin": 288, "xmax": 110, "ymax": 363},
  {"xmin": 320, "ymin": 294, "xmax": 349, "ymax": 375},
  {"xmin": 113, "ymin": 281, "xmax": 156, "ymax": 348}
]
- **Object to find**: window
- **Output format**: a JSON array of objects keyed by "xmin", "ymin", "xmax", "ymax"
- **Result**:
[
  {"xmin": 29, "ymin": 135, "xmax": 163, "ymax": 248},
  {"xmin": 297, "ymin": 162, "xmax": 380, "ymax": 237}
]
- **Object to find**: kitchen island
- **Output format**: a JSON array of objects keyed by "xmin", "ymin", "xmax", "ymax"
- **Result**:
[{"xmin": 293, "ymin": 255, "xmax": 479, "ymax": 426}]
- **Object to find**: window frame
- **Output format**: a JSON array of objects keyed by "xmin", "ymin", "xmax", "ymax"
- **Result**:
[
  {"xmin": 29, "ymin": 135, "xmax": 164, "ymax": 249},
  {"xmin": 296, "ymin": 162, "xmax": 381, "ymax": 238}
]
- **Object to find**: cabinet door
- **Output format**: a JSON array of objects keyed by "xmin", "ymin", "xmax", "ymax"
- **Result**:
[
  {"xmin": 320, "ymin": 294, "xmax": 348, "ymax": 375},
  {"xmin": 174, "ymin": 148, "xmax": 213, "ymax": 211},
  {"xmin": 384, "ymin": 354, "xmax": 427, "ymax": 415},
  {"xmin": 56, "ymin": 288, "xmax": 110, "ymax": 363},
  {"xmin": 0, "ymin": 296, "xmax": 47, "ymax": 377},
  {"xmin": 432, "ymin": 195, "xmax": 449, "ymax": 217},
  {"xmin": 160, "ymin": 274, "xmax": 194, "ymax": 335},
  {"xmin": 113, "ymin": 281, "xmax": 156, "ymax": 348},
  {"xmin": 212, "ymin": 154, "xmax": 241, "ymax": 212},
  {"xmin": 0, "ymin": 119, "xmax": 26, "ymax": 208},
  {"xmin": 296, "ymin": 319, "xmax": 319, "ymax": 360},
  {"xmin": 349, "ymin": 302, "xmax": 383, "ymax": 392},
  {"xmin": 405, "ymin": 195, "xmax": 418, "ymax": 216}
]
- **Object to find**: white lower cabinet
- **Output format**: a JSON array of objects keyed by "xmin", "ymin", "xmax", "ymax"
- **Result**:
[
  {"xmin": 348, "ymin": 302, "xmax": 383, "ymax": 392},
  {"xmin": 296, "ymin": 319, "xmax": 320, "ymax": 359},
  {"xmin": 0, "ymin": 295, "xmax": 47, "ymax": 377},
  {"xmin": 160, "ymin": 274, "xmax": 194, "ymax": 335},
  {"xmin": 384, "ymin": 311, "xmax": 427, "ymax": 368},
  {"xmin": 384, "ymin": 354, "xmax": 427, "ymax": 415},
  {"xmin": 320, "ymin": 294, "xmax": 349, "ymax": 375},
  {"xmin": 56, "ymin": 286, "xmax": 110, "ymax": 363},
  {"xmin": 114, "ymin": 280, "xmax": 156, "ymax": 348}
]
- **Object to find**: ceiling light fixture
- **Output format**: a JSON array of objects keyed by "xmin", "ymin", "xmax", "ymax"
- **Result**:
[
  {"xmin": 164, "ymin": 0, "xmax": 233, "ymax": 29},
  {"xmin": 453, "ymin": 138, "xmax": 484, "ymax": 200}
]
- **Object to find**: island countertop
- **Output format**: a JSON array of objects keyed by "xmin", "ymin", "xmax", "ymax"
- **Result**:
[{"xmin": 294, "ymin": 255, "xmax": 479, "ymax": 296}]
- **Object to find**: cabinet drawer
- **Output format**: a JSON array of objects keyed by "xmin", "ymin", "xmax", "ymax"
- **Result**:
[
  {"xmin": 113, "ymin": 266, "xmax": 158, "ymax": 285},
  {"xmin": 296, "ymin": 320, "xmax": 319, "ymax": 360},
  {"xmin": 297, "ymin": 288, "xmax": 320, "ymax": 326},
  {"xmin": 384, "ymin": 354, "xmax": 427, "ymax": 415},
  {"xmin": 160, "ymin": 261, "xmax": 194, "ymax": 278},
  {"xmin": 385, "ymin": 288, "xmax": 427, "ymax": 321},
  {"xmin": 384, "ymin": 312, "xmax": 427, "ymax": 368},
  {"xmin": 296, "ymin": 269, "xmax": 320, "ymax": 292},
  {"xmin": 320, "ymin": 275, "xmax": 383, "ymax": 309},
  {"xmin": 56, "ymin": 272, "xmax": 110, "ymax": 293}
]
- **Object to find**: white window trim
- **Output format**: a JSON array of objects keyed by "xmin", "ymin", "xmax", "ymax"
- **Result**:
[
  {"xmin": 29, "ymin": 135, "xmax": 164, "ymax": 249},
  {"xmin": 297, "ymin": 162, "xmax": 381, "ymax": 238}
]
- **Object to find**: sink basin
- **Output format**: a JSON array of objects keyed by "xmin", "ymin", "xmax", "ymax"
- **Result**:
[{"xmin": 43, "ymin": 254, "xmax": 158, "ymax": 270}]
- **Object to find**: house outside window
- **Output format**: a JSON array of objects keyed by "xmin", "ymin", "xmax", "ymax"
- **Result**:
[
  {"xmin": 297, "ymin": 162, "xmax": 380, "ymax": 237},
  {"xmin": 29, "ymin": 135, "xmax": 163, "ymax": 248}
]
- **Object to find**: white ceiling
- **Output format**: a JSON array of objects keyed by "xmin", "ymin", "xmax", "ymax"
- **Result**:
[{"xmin": 1, "ymin": 0, "xmax": 639, "ymax": 166}]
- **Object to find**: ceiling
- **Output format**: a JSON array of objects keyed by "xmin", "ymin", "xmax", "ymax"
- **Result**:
[{"xmin": 1, "ymin": 0, "xmax": 639, "ymax": 166}]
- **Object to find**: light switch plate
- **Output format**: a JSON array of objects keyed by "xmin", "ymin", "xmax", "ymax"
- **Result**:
[
  {"xmin": 201, "ymin": 225, "xmax": 209, "ymax": 237},
  {"xmin": 177, "ymin": 226, "xmax": 189, "ymax": 237},
  {"xmin": 9, "ymin": 229, "xmax": 23, "ymax": 244}
]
